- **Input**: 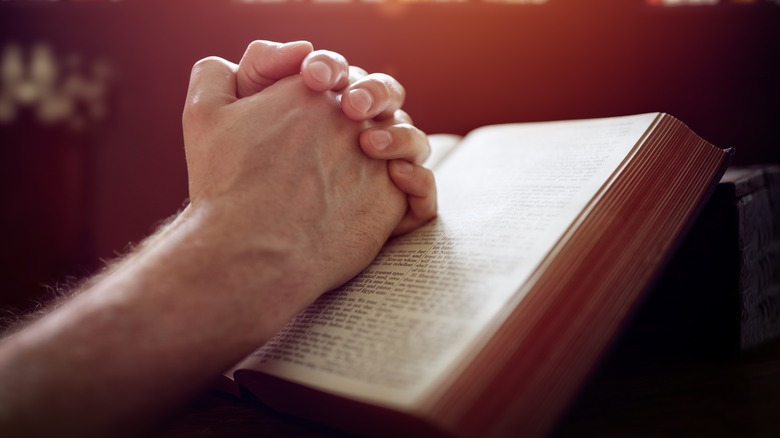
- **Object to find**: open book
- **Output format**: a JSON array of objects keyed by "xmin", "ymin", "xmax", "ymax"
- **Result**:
[{"xmin": 226, "ymin": 113, "xmax": 733, "ymax": 438}]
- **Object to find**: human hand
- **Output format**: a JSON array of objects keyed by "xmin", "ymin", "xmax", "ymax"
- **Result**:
[
  {"xmin": 183, "ymin": 56, "xmax": 406, "ymax": 295},
  {"xmin": 300, "ymin": 50, "xmax": 437, "ymax": 235},
  {"xmin": 236, "ymin": 40, "xmax": 436, "ymax": 236},
  {"xmin": 0, "ymin": 43, "xmax": 416, "ymax": 438}
]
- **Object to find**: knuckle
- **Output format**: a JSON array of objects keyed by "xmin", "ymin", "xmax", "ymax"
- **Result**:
[
  {"xmin": 394, "ymin": 109, "xmax": 414, "ymax": 125},
  {"xmin": 245, "ymin": 40, "xmax": 266, "ymax": 55},
  {"xmin": 348, "ymin": 66, "xmax": 369, "ymax": 81},
  {"xmin": 375, "ymin": 73, "xmax": 406, "ymax": 99},
  {"xmin": 367, "ymin": 75, "xmax": 393, "ymax": 101},
  {"xmin": 191, "ymin": 56, "xmax": 224, "ymax": 75},
  {"xmin": 420, "ymin": 168, "xmax": 436, "ymax": 192},
  {"xmin": 390, "ymin": 123, "xmax": 430, "ymax": 163},
  {"xmin": 183, "ymin": 95, "xmax": 211, "ymax": 127}
]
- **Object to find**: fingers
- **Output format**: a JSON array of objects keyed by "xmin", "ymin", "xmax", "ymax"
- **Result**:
[
  {"xmin": 358, "ymin": 114, "xmax": 436, "ymax": 235},
  {"xmin": 232, "ymin": 39, "xmax": 433, "ymax": 237},
  {"xmin": 348, "ymin": 65, "xmax": 369, "ymax": 83},
  {"xmin": 359, "ymin": 122, "xmax": 431, "ymax": 165},
  {"xmin": 183, "ymin": 56, "xmax": 238, "ymax": 127},
  {"xmin": 341, "ymin": 73, "xmax": 406, "ymax": 122},
  {"xmin": 388, "ymin": 161, "xmax": 437, "ymax": 236},
  {"xmin": 301, "ymin": 51, "xmax": 406, "ymax": 123},
  {"xmin": 300, "ymin": 50, "xmax": 351, "ymax": 92},
  {"xmin": 182, "ymin": 56, "xmax": 243, "ymax": 201},
  {"xmin": 236, "ymin": 40, "xmax": 313, "ymax": 98},
  {"xmin": 237, "ymin": 41, "xmax": 406, "ymax": 124}
]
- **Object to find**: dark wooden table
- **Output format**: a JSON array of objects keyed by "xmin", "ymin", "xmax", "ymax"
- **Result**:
[
  {"xmin": 155, "ymin": 336, "xmax": 780, "ymax": 438},
  {"xmin": 554, "ymin": 336, "xmax": 780, "ymax": 437}
]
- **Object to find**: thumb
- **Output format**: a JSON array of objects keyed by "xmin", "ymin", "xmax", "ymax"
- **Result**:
[{"xmin": 236, "ymin": 40, "xmax": 313, "ymax": 98}]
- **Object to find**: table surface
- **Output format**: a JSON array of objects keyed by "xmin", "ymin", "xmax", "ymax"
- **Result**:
[{"xmin": 154, "ymin": 336, "xmax": 780, "ymax": 438}]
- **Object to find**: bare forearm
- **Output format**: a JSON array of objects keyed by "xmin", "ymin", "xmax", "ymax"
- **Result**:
[
  {"xmin": 0, "ymin": 205, "xmax": 319, "ymax": 436},
  {"xmin": 0, "ymin": 39, "xmax": 432, "ymax": 437}
]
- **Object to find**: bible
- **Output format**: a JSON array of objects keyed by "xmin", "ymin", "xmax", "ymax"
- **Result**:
[{"xmin": 226, "ymin": 113, "xmax": 733, "ymax": 438}]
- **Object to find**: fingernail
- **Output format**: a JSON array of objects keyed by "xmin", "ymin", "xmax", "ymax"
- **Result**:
[
  {"xmin": 309, "ymin": 60, "xmax": 333, "ymax": 84},
  {"xmin": 396, "ymin": 160, "xmax": 414, "ymax": 174},
  {"xmin": 369, "ymin": 129, "xmax": 392, "ymax": 151},
  {"xmin": 348, "ymin": 88, "xmax": 373, "ymax": 114}
]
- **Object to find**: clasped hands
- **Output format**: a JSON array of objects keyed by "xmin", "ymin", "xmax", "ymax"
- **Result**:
[
  {"xmin": 182, "ymin": 40, "xmax": 436, "ymax": 293},
  {"xmin": 0, "ymin": 41, "xmax": 438, "ymax": 438}
]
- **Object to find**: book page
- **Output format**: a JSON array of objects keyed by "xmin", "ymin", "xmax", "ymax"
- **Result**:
[
  {"xmin": 237, "ymin": 113, "xmax": 659, "ymax": 410},
  {"xmin": 425, "ymin": 133, "xmax": 463, "ymax": 170}
]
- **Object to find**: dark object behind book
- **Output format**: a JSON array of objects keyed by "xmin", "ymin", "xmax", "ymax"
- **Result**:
[
  {"xmin": 601, "ymin": 165, "xmax": 780, "ymax": 377},
  {"xmin": 553, "ymin": 165, "xmax": 780, "ymax": 438}
]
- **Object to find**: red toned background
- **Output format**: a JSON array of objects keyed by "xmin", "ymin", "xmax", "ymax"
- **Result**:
[{"xmin": 1, "ymin": 0, "xmax": 779, "ymax": 311}]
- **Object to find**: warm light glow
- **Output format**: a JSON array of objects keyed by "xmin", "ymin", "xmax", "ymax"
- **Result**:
[
  {"xmin": 645, "ymin": 0, "xmax": 719, "ymax": 5},
  {"xmin": 236, "ymin": 0, "xmax": 549, "ymax": 3}
]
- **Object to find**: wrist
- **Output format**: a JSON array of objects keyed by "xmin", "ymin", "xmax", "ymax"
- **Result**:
[{"xmin": 170, "ymin": 200, "xmax": 323, "ymax": 318}]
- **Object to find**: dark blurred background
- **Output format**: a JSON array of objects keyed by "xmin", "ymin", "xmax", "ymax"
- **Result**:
[{"xmin": 1, "ymin": 0, "xmax": 779, "ymax": 312}]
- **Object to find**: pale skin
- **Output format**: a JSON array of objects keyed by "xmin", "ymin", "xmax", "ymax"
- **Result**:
[{"xmin": 0, "ymin": 41, "xmax": 436, "ymax": 437}]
